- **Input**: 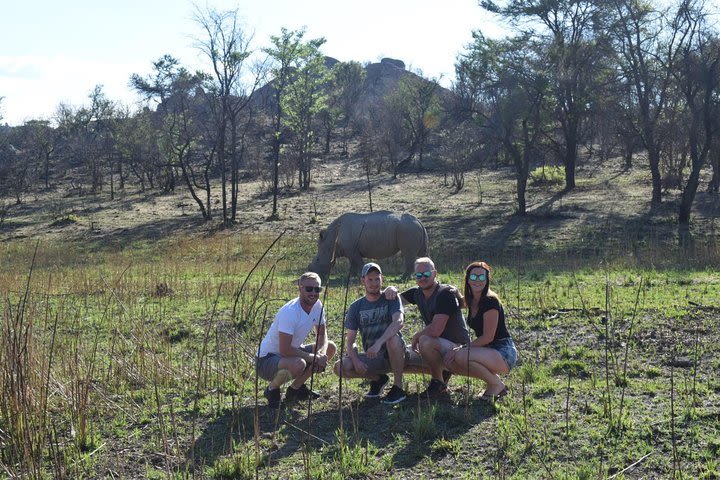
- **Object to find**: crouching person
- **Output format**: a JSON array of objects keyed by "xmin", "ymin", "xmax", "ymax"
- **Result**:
[
  {"xmin": 443, "ymin": 262, "xmax": 518, "ymax": 402},
  {"xmin": 257, "ymin": 272, "xmax": 337, "ymax": 408},
  {"xmin": 333, "ymin": 263, "xmax": 407, "ymax": 404}
]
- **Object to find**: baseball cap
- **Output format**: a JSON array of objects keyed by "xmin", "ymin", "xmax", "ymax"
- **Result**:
[{"xmin": 361, "ymin": 262, "xmax": 382, "ymax": 277}]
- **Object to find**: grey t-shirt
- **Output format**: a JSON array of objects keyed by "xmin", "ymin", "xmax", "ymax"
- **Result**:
[
  {"xmin": 401, "ymin": 284, "xmax": 471, "ymax": 345},
  {"xmin": 344, "ymin": 296, "xmax": 403, "ymax": 354}
]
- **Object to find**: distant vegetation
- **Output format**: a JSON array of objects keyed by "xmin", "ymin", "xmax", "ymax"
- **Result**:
[{"xmin": 1, "ymin": 0, "xmax": 720, "ymax": 239}]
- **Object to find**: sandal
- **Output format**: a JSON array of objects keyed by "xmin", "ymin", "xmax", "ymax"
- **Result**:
[{"xmin": 480, "ymin": 386, "xmax": 509, "ymax": 402}]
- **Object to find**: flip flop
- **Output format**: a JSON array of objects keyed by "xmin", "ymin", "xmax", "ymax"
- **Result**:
[{"xmin": 480, "ymin": 386, "xmax": 509, "ymax": 402}]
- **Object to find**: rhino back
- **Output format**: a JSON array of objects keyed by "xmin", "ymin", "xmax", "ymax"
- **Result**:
[{"xmin": 333, "ymin": 211, "xmax": 399, "ymax": 258}]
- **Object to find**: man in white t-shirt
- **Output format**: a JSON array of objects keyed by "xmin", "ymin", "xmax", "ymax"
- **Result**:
[{"xmin": 256, "ymin": 272, "xmax": 337, "ymax": 408}]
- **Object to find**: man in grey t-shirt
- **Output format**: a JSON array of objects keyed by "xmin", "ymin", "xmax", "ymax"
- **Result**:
[{"xmin": 333, "ymin": 262, "xmax": 407, "ymax": 404}]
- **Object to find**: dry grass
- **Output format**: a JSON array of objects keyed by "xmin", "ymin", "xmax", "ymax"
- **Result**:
[{"xmin": 1, "ymin": 152, "xmax": 719, "ymax": 478}]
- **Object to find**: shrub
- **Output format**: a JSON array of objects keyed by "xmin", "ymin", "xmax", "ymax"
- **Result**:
[{"xmin": 530, "ymin": 166, "xmax": 564, "ymax": 186}]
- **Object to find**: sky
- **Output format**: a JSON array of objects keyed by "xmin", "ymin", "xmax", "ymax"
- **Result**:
[{"xmin": 0, "ymin": 0, "xmax": 506, "ymax": 126}]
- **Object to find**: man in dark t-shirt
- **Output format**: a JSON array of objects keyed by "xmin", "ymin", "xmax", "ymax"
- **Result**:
[
  {"xmin": 389, "ymin": 257, "xmax": 471, "ymax": 397},
  {"xmin": 333, "ymin": 263, "xmax": 407, "ymax": 404}
]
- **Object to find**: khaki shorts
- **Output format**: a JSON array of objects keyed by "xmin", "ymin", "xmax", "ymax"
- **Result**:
[{"xmin": 256, "ymin": 345, "xmax": 314, "ymax": 381}]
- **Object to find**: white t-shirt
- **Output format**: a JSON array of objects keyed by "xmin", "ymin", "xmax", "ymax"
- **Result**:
[{"xmin": 258, "ymin": 297, "xmax": 326, "ymax": 357}]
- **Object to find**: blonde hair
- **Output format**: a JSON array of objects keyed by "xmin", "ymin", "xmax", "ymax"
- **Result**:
[{"xmin": 298, "ymin": 272, "xmax": 322, "ymax": 285}]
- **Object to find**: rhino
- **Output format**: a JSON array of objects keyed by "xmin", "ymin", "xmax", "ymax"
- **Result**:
[{"xmin": 307, "ymin": 211, "xmax": 429, "ymax": 279}]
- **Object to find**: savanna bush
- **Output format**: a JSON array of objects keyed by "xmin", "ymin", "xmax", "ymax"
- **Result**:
[{"xmin": 529, "ymin": 166, "xmax": 564, "ymax": 186}]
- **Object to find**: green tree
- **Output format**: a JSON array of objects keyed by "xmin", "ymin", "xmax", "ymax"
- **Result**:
[
  {"xmin": 263, "ymin": 28, "xmax": 326, "ymax": 218},
  {"xmin": 327, "ymin": 61, "xmax": 366, "ymax": 155},
  {"xmin": 282, "ymin": 43, "xmax": 329, "ymax": 190},
  {"xmin": 132, "ymin": 56, "xmax": 213, "ymax": 219},
  {"xmin": 386, "ymin": 74, "xmax": 442, "ymax": 169},
  {"xmin": 483, "ymin": 0, "xmax": 613, "ymax": 191},
  {"xmin": 456, "ymin": 32, "xmax": 549, "ymax": 214}
]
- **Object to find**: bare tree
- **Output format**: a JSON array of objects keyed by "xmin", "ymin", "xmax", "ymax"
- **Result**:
[
  {"xmin": 193, "ymin": 5, "xmax": 261, "ymax": 226},
  {"xmin": 670, "ymin": 0, "xmax": 720, "ymax": 232},
  {"xmin": 609, "ymin": 0, "xmax": 688, "ymax": 203},
  {"xmin": 456, "ymin": 32, "xmax": 548, "ymax": 215}
]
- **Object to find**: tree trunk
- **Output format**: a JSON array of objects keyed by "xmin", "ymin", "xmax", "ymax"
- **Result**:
[
  {"xmin": 648, "ymin": 145, "xmax": 663, "ymax": 204},
  {"xmin": 708, "ymin": 148, "xmax": 719, "ymax": 193}
]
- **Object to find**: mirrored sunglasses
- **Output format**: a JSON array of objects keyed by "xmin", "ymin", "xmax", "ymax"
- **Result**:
[
  {"xmin": 414, "ymin": 271, "xmax": 433, "ymax": 279},
  {"xmin": 469, "ymin": 273, "xmax": 487, "ymax": 282}
]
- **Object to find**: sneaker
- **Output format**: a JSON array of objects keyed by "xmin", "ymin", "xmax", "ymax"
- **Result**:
[
  {"xmin": 264, "ymin": 387, "xmax": 281, "ymax": 408},
  {"xmin": 365, "ymin": 374, "xmax": 390, "ymax": 398},
  {"xmin": 285, "ymin": 384, "xmax": 321, "ymax": 402},
  {"xmin": 381, "ymin": 385, "xmax": 407, "ymax": 404},
  {"xmin": 420, "ymin": 378, "xmax": 447, "ymax": 397}
]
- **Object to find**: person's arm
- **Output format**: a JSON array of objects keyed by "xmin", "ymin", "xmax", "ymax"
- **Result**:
[
  {"xmin": 345, "ymin": 329, "xmax": 368, "ymax": 374},
  {"xmin": 313, "ymin": 324, "xmax": 329, "ymax": 370},
  {"xmin": 277, "ymin": 328, "xmax": 328, "ymax": 371},
  {"xmin": 382, "ymin": 286, "xmax": 413, "ymax": 306},
  {"xmin": 410, "ymin": 289, "xmax": 454, "ymax": 349},
  {"xmin": 279, "ymin": 332, "xmax": 315, "ymax": 361},
  {"xmin": 411, "ymin": 313, "xmax": 449, "ymax": 350},
  {"xmin": 470, "ymin": 309, "xmax": 499, "ymax": 347},
  {"xmin": 366, "ymin": 310, "xmax": 404, "ymax": 358}
]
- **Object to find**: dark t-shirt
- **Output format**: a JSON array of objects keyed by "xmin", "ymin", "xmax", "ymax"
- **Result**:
[
  {"xmin": 344, "ymin": 296, "xmax": 403, "ymax": 354},
  {"xmin": 468, "ymin": 295, "xmax": 511, "ymax": 343},
  {"xmin": 401, "ymin": 284, "xmax": 470, "ymax": 345}
]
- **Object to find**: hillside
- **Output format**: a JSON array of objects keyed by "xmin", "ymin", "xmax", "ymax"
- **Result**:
[{"xmin": 1, "ymin": 148, "xmax": 718, "ymax": 272}]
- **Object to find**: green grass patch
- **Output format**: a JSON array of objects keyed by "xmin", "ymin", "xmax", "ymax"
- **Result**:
[{"xmin": 1, "ymin": 235, "xmax": 718, "ymax": 478}]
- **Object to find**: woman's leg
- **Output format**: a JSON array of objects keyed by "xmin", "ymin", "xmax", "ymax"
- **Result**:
[{"xmin": 451, "ymin": 346, "xmax": 508, "ymax": 395}]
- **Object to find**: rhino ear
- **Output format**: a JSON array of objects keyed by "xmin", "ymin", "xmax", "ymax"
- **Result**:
[{"xmin": 319, "ymin": 229, "xmax": 327, "ymax": 241}]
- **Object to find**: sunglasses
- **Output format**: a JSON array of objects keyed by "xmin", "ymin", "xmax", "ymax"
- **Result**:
[
  {"xmin": 303, "ymin": 286, "xmax": 322, "ymax": 293},
  {"xmin": 469, "ymin": 273, "xmax": 487, "ymax": 282},
  {"xmin": 414, "ymin": 271, "xmax": 433, "ymax": 279}
]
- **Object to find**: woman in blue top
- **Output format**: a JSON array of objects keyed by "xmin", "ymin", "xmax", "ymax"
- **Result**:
[{"xmin": 443, "ymin": 261, "xmax": 518, "ymax": 401}]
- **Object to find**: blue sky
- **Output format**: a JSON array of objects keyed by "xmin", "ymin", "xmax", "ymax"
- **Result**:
[{"xmin": 0, "ymin": 0, "xmax": 504, "ymax": 126}]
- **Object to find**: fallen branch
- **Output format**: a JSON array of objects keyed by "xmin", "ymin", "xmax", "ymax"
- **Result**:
[{"xmin": 607, "ymin": 451, "xmax": 653, "ymax": 479}]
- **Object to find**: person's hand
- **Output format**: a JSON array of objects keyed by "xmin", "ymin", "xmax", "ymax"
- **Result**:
[
  {"xmin": 352, "ymin": 358, "xmax": 368, "ymax": 375},
  {"xmin": 383, "ymin": 286, "xmax": 399, "ymax": 300},
  {"xmin": 443, "ymin": 346, "xmax": 461, "ymax": 369},
  {"xmin": 366, "ymin": 343, "xmax": 381, "ymax": 359},
  {"xmin": 411, "ymin": 333, "xmax": 420, "ymax": 352},
  {"xmin": 313, "ymin": 353, "xmax": 328, "ymax": 372}
]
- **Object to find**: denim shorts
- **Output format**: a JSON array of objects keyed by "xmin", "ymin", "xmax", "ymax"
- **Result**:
[{"xmin": 489, "ymin": 337, "xmax": 518, "ymax": 371}]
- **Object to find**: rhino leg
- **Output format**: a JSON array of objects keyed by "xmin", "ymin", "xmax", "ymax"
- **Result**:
[
  {"xmin": 348, "ymin": 253, "xmax": 365, "ymax": 278},
  {"xmin": 401, "ymin": 254, "xmax": 416, "ymax": 280}
]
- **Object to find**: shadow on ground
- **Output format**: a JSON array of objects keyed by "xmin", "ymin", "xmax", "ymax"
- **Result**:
[{"xmin": 191, "ymin": 389, "xmax": 498, "ymax": 472}]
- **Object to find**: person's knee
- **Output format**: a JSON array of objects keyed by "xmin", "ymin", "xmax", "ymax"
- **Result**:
[
  {"xmin": 288, "ymin": 357, "xmax": 307, "ymax": 376},
  {"xmin": 332, "ymin": 359, "xmax": 344, "ymax": 376},
  {"xmin": 418, "ymin": 335, "xmax": 438, "ymax": 353},
  {"xmin": 386, "ymin": 335, "xmax": 403, "ymax": 353},
  {"xmin": 326, "ymin": 341, "xmax": 337, "ymax": 359}
]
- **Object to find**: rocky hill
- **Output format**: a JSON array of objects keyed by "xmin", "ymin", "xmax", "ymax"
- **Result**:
[{"xmin": 251, "ymin": 56, "xmax": 457, "ymax": 116}]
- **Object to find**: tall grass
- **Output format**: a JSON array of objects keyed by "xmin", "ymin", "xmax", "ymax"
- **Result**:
[{"xmin": 0, "ymin": 235, "xmax": 718, "ymax": 478}]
